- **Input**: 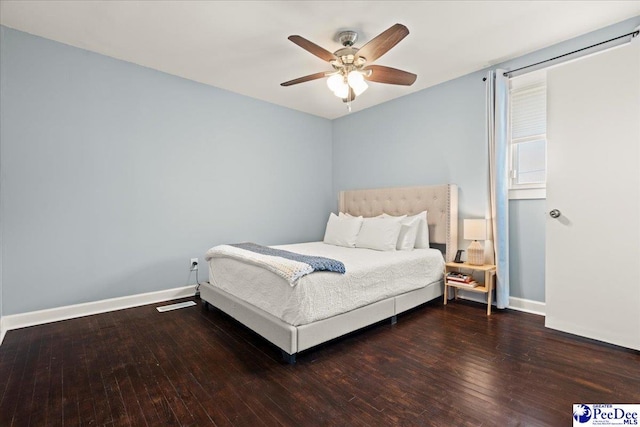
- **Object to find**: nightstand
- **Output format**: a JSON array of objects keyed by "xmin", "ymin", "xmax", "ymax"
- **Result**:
[{"xmin": 444, "ymin": 262, "xmax": 497, "ymax": 315}]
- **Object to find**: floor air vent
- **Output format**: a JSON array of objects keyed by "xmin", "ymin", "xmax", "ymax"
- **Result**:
[{"xmin": 156, "ymin": 301, "xmax": 197, "ymax": 312}]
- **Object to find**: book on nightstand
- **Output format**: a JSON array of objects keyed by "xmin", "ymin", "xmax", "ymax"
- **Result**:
[
  {"xmin": 446, "ymin": 272, "xmax": 473, "ymax": 283},
  {"xmin": 447, "ymin": 280, "xmax": 478, "ymax": 288}
]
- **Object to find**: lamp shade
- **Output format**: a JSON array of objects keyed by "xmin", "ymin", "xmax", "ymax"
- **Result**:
[{"xmin": 464, "ymin": 219, "xmax": 487, "ymax": 241}]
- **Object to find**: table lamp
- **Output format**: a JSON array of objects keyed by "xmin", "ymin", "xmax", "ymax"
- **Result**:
[{"xmin": 464, "ymin": 219, "xmax": 487, "ymax": 265}]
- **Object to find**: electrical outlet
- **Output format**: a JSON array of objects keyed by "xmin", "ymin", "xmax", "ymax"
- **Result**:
[{"xmin": 190, "ymin": 258, "xmax": 198, "ymax": 271}]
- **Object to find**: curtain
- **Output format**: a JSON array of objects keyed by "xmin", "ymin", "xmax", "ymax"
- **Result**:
[{"xmin": 486, "ymin": 69, "xmax": 510, "ymax": 309}]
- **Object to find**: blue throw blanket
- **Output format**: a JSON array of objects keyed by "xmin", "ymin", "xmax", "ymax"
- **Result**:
[{"xmin": 230, "ymin": 242, "xmax": 346, "ymax": 275}]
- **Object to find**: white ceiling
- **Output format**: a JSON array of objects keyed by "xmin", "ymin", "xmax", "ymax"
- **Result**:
[{"xmin": 1, "ymin": 1, "xmax": 639, "ymax": 119}]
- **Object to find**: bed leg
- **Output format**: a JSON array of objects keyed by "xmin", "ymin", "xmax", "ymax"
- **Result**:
[
  {"xmin": 201, "ymin": 301, "xmax": 210, "ymax": 311},
  {"xmin": 390, "ymin": 315, "xmax": 397, "ymax": 325},
  {"xmin": 281, "ymin": 350, "xmax": 296, "ymax": 365}
]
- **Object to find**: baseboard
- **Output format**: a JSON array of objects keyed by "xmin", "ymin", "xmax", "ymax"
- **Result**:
[
  {"xmin": 0, "ymin": 285, "xmax": 196, "ymax": 343},
  {"xmin": 508, "ymin": 296, "xmax": 545, "ymax": 316},
  {"xmin": 0, "ymin": 317, "xmax": 5, "ymax": 347},
  {"xmin": 456, "ymin": 292, "xmax": 545, "ymax": 316}
]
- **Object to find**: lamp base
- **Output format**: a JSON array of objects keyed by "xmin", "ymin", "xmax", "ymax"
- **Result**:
[{"xmin": 467, "ymin": 240, "xmax": 484, "ymax": 265}]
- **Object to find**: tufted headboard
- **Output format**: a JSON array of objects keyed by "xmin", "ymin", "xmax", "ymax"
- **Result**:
[{"xmin": 338, "ymin": 184, "xmax": 458, "ymax": 262}]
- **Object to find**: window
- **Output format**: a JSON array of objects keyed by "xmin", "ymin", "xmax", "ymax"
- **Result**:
[{"xmin": 509, "ymin": 70, "xmax": 547, "ymax": 199}]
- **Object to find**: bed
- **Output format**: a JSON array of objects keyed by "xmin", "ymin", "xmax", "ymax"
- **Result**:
[{"xmin": 201, "ymin": 184, "xmax": 458, "ymax": 363}]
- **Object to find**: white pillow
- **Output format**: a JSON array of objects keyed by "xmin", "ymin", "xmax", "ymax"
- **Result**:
[
  {"xmin": 355, "ymin": 216, "xmax": 404, "ymax": 251},
  {"xmin": 382, "ymin": 211, "xmax": 429, "ymax": 248},
  {"xmin": 412, "ymin": 211, "xmax": 430, "ymax": 248},
  {"xmin": 323, "ymin": 213, "xmax": 363, "ymax": 247},
  {"xmin": 395, "ymin": 216, "xmax": 421, "ymax": 250}
]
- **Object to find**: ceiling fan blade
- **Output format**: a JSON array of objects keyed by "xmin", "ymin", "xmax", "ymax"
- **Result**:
[
  {"xmin": 364, "ymin": 65, "xmax": 417, "ymax": 86},
  {"xmin": 281, "ymin": 71, "xmax": 328, "ymax": 87},
  {"xmin": 356, "ymin": 23, "xmax": 409, "ymax": 63},
  {"xmin": 288, "ymin": 35, "xmax": 337, "ymax": 62}
]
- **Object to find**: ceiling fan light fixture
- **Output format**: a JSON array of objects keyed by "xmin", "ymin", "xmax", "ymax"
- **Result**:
[
  {"xmin": 333, "ymin": 81, "xmax": 350, "ymax": 98},
  {"xmin": 351, "ymin": 80, "xmax": 368, "ymax": 96},
  {"xmin": 347, "ymin": 70, "xmax": 364, "ymax": 85},
  {"xmin": 347, "ymin": 71, "xmax": 368, "ymax": 96},
  {"xmin": 326, "ymin": 74, "xmax": 343, "ymax": 92}
]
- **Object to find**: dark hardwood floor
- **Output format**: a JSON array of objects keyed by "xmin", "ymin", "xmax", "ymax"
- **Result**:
[{"xmin": 1, "ymin": 297, "xmax": 639, "ymax": 426}]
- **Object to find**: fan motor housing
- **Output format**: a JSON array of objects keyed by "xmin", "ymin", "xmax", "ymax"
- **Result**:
[
  {"xmin": 337, "ymin": 30, "xmax": 358, "ymax": 47},
  {"xmin": 334, "ymin": 47, "xmax": 358, "ymax": 65}
]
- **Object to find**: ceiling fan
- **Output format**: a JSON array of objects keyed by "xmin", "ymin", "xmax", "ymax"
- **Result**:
[{"xmin": 281, "ymin": 23, "xmax": 417, "ymax": 107}]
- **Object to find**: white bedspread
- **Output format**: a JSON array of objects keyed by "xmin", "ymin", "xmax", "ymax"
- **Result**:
[{"xmin": 207, "ymin": 242, "xmax": 445, "ymax": 326}]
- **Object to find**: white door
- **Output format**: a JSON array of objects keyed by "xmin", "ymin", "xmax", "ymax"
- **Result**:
[{"xmin": 545, "ymin": 40, "xmax": 640, "ymax": 350}]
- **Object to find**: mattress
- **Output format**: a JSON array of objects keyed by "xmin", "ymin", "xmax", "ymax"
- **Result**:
[{"xmin": 207, "ymin": 241, "xmax": 445, "ymax": 326}]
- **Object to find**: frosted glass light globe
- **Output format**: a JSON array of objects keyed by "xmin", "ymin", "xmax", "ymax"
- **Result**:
[
  {"xmin": 326, "ymin": 74, "xmax": 343, "ymax": 92},
  {"xmin": 347, "ymin": 71, "xmax": 368, "ymax": 96},
  {"xmin": 333, "ymin": 82, "xmax": 349, "ymax": 98}
]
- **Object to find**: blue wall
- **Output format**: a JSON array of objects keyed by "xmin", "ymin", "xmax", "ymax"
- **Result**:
[
  {"xmin": 509, "ymin": 199, "xmax": 546, "ymax": 301},
  {"xmin": 0, "ymin": 27, "xmax": 333, "ymax": 315}
]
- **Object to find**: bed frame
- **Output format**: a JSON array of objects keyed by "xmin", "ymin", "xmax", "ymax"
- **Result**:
[{"xmin": 201, "ymin": 184, "xmax": 458, "ymax": 363}]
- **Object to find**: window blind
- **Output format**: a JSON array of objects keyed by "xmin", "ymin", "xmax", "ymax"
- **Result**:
[{"xmin": 511, "ymin": 77, "xmax": 546, "ymax": 140}]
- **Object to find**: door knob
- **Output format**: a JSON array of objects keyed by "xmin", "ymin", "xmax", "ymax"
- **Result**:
[{"xmin": 549, "ymin": 209, "xmax": 561, "ymax": 218}]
